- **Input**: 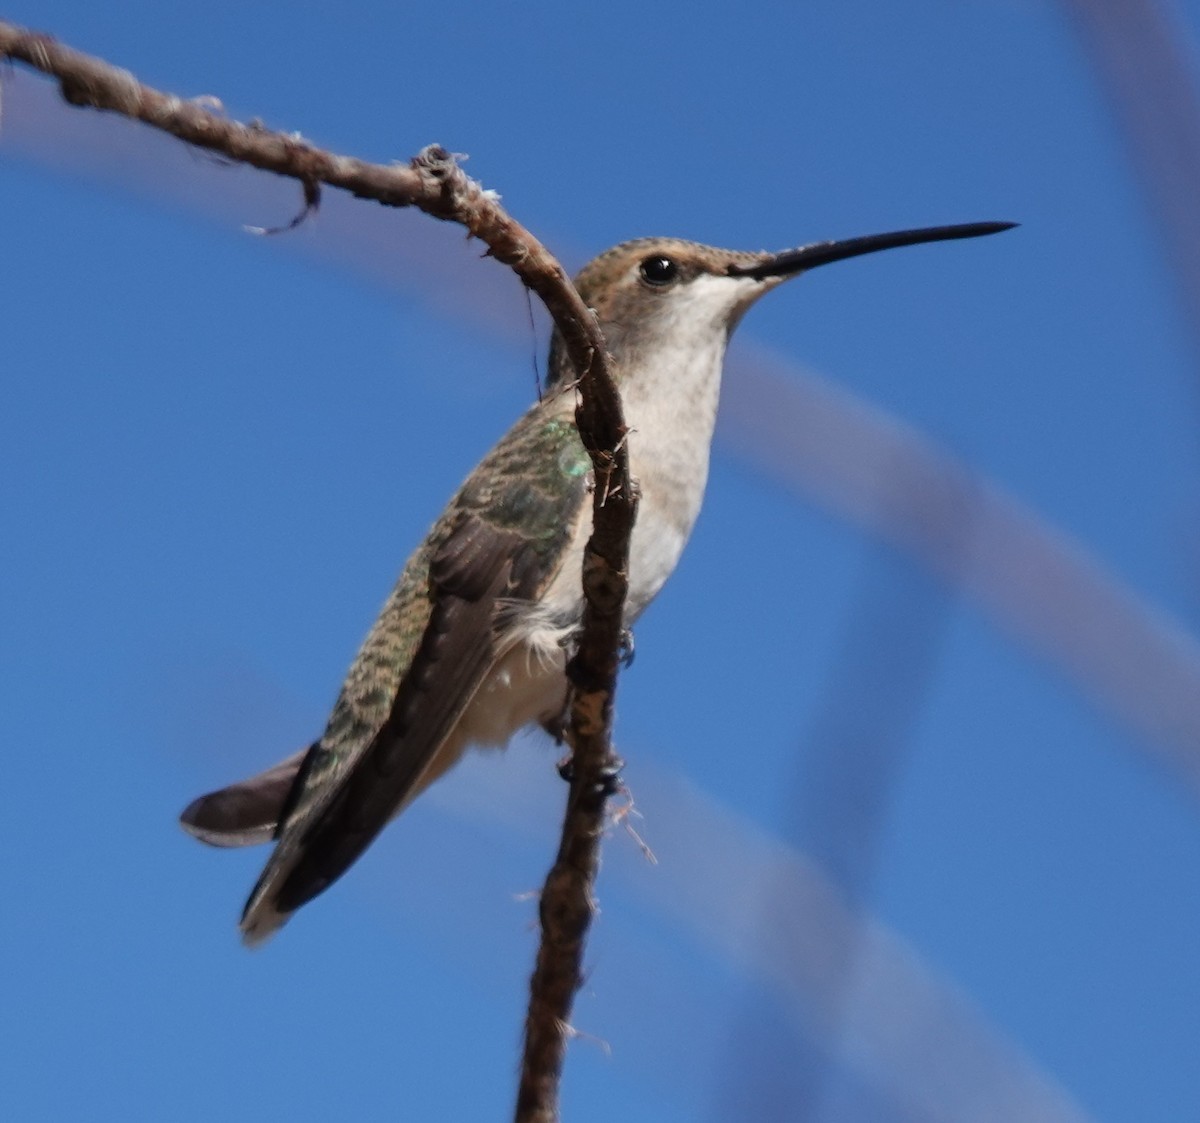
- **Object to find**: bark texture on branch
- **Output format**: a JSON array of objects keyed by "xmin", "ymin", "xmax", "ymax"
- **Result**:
[{"xmin": 0, "ymin": 20, "xmax": 633, "ymax": 1123}]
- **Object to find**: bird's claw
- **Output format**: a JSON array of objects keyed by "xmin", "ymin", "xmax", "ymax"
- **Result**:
[{"xmin": 619, "ymin": 628, "xmax": 635, "ymax": 668}]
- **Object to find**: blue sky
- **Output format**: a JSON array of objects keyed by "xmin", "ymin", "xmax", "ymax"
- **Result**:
[{"xmin": 3, "ymin": 3, "xmax": 1200, "ymax": 1120}]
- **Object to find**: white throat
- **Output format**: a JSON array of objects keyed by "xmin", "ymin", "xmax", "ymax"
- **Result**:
[{"xmin": 617, "ymin": 272, "xmax": 761, "ymax": 616}]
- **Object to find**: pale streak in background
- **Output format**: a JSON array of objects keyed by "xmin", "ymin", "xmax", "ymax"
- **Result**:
[{"xmin": 1063, "ymin": 0, "xmax": 1200, "ymax": 367}]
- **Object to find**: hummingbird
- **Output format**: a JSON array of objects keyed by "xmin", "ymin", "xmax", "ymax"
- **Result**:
[{"xmin": 181, "ymin": 220, "xmax": 1014, "ymax": 944}]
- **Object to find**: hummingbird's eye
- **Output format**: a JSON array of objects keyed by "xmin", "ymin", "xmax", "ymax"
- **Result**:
[{"xmin": 638, "ymin": 255, "xmax": 679, "ymax": 287}]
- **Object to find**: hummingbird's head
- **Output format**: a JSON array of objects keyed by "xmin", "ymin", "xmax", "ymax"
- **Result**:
[{"xmin": 545, "ymin": 221, "xmax": 1014, "ymax": 390}]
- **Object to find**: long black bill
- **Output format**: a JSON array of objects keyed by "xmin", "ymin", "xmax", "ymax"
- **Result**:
[{"xmin": 727, "ymin": 221, "xmax": 1016, "ymax": 279}]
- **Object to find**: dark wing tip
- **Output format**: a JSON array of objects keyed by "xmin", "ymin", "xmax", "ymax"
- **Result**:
[
  {"xmin": 180, "ymin": 749, "xmax": 311, "ymax": 848},
  {"xmin": 180, "ymin": 787, "xmax": 278, "ymax": 848}
]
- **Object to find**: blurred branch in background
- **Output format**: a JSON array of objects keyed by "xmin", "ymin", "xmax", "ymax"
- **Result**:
[
  {"xmin": 788, "ymin": 468, "xmax": 975, "ymax": 899},
  {"xmin": 1062, "ymin": 0, "xmax": 1200, "ymax": 373},
  {"xmin": 716, "ymin": 497, "xmax": 969, "ymax": 1121},
  {"xmin": 722, "ymin": 347, "xmax": 1200, "ymax": 796}
]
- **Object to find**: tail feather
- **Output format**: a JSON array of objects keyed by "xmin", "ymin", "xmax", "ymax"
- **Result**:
[{"xmin": 180, "ymin": 747, "xmax": 310, "ymax": 848}]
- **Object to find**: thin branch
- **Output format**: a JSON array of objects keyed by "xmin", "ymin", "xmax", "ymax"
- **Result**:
[
  {"xmin": 0, "ymin": 23, "xmax": 598, "ymax": 389},
  {"xmin": 0, "ymin": 20, "xmax": 632, "ymax": 1122}
]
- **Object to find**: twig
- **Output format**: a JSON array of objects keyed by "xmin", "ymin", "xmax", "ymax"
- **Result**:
[{"xmin": 0, "ymin": 20, "xmax": 634, "ymax": 1122}]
